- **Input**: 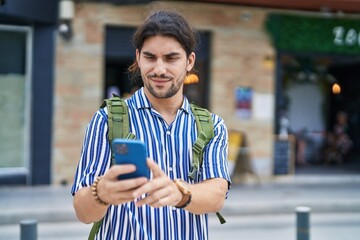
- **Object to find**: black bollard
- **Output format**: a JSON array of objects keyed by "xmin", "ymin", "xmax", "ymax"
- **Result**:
[
  {"xmin": 20, "ymin": 219, "xmax": 37, "ymax": 240},
  {"xmin": 295, "ymin": 206, "xmax": 311, "ymax": 240}
]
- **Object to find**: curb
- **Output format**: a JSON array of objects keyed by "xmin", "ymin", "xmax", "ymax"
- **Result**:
[
  {"xmin": 0, "ymin": 208, "xmax": 77, "ymax": 225},
  {"xmin": 222, "ymin": 199, "xmax": 360, "ymax": 216}
]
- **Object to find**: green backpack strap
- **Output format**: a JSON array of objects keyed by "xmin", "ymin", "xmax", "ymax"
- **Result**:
[
  {"xmin": 101, "ymin": 96, "xmax": 136, "ymax": 154},
  {"xmin": 189, "ymin": 103, "xmax": 226, "ymax": 224},
  {"xmin": 188, "ymin": 103, "xmax": 214, "ymax": 181},
  {"xmin": 88, "ymin": 220, "xmax": 102, "ymax": 240},
  {"xmin": 105, "ymin": 96, "xmax": 136, "ymax": 162},
  {"xmin": 88, "ymin": 96, "xmax": 135, "ymax": 240}
]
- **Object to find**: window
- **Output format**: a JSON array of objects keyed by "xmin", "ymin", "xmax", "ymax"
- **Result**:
[{"xmin": 0, "ymin": 25, "xmax": 32, "ymax": 183}]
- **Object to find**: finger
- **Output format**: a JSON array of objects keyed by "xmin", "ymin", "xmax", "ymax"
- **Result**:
[
  {"xmin": 135, "ymin": 193, "xmax": 158, "ymax": 207},
  {"xmin": 136, "ymin": 180, "xmax": 173, "ymax": 207},
  {"xmin": 107, "ymin": 191, "xmax": 136, "ymax": 205},
  {"xmin": 146, "ymin": 158, "xmax": 165, "ymax": 178},
  {"xmin": 106, "ymin": 164, "xmax": 136, "ymax": 180},
  {"xmin": 137, "ymin": 189, "xmax": 174, "ymax": 208},
  {"xmin": 113, "ymin": 177, "xmax": 148, "ymax": 192},
  {"xmin": 148, "ymin": 184, "xmax": 177, "ymax": 207},
  {"xmin": 114, "ymin": 196, "xmax": 134, "ymax": 204},
  {"xmin": 149, "ymin": 195, "xmax": 174, "ymax": 208},
  {"xmin": 134, "ymin": 181, "xmax": 172, "ymax": 207},
  {"xmin": 132, "ymin": 176, "xmax": 163, "ymax": 199},
  {"xmin": 103, "ymin": 178, "xmax": 148, "ymax": 205}
]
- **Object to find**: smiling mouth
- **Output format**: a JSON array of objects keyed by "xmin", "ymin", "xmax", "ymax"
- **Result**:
[
  {"xmin": 148, "ymin": 73, "xmax": 171, "ymax": 81},
  {"xmin": 152, "ymin": 79, "xmax": 169, "ymax": 83},
  {"xmin": 149, "ymin": 76, "xmax": 172, "ymax": 84}
]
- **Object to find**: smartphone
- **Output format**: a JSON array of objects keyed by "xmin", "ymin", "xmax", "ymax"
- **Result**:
[{"xmin": 112, "ymin": 139, "xmax": 150, "ymax": 180}]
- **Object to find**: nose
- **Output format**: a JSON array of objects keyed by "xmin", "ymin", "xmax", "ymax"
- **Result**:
[{"xmin": 153, "ymin": 59, "xmax": 166, "ymax": 76}]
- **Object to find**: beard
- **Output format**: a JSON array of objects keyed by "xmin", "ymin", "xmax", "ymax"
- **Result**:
[{"xmin": 143, "ymin": 73, "xmax": 184, "ymax": 99}]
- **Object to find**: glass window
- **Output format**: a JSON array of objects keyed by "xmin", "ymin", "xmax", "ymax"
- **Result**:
[{"xmin": 0, "ymin": 25, "xmax": 32, "ymax": 182}]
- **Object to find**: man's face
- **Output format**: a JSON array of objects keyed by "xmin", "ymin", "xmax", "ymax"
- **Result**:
[{"xmin": 136, "ymin": 35, "xmax": 195, "ymax": 99}]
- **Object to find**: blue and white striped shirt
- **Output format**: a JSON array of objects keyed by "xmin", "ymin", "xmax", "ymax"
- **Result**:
[{"xmin": 71, "ymin": 88, "xmax": 231, "ymax": 240}]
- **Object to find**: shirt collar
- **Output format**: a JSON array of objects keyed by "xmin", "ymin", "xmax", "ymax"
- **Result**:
[
  {"xmin": 131, "ymin": 87, "xmax": 151, "ymax": 110},
  {"xmin": 180, "ymin": 97, "xmax": 191, "ymax": 114}
]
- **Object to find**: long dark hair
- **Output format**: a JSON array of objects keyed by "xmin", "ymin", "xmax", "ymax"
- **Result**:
[{"xmin": 128, "ymin": 9, "xmax": 198, "ymax": 86}]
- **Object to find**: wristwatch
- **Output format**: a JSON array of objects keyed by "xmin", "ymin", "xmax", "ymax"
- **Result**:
[{"xmin": 173, "ymin": 179, "xmax": 192, "ymax": 208}]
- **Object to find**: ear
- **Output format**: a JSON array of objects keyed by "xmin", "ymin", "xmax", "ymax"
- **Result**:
[{"xmin": 186, "ymin": 52, "xmax": 196, "ymax": 72}]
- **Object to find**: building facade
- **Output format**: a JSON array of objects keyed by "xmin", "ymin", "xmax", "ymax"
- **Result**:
[{"xmin": 1, "ymin": 1, "xmax": 360, "ymax": 185}]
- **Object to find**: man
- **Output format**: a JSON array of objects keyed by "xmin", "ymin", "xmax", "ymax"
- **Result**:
[{"xmin": 71, "ymin": 8, "xmax": 231, "ymax": 240}]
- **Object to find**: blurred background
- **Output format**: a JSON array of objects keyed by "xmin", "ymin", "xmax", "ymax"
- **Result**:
[{"xmin": 0, "ymin": 0, "xmax": 360, "ymax": 186}]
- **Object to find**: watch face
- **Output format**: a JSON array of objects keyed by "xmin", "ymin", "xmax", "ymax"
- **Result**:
[{"xmin": 175, "ymin": 179, "xmax": 191, "ymax": 194}]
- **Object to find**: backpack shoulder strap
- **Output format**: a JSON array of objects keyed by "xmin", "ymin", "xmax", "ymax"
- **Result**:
[
  {"xmin": 188, "ymin": 103, "xmax": 214, "ymax": 181},
  {"xmin": 189, "ymin": 103, "xmax": 226, "ymax": 225},
  {"xmin": 88, "ymin": 221, "xmax": 101, "ymax": 240},
  {"xmin": 88, "ymin": 96, "xmax": 135, "ymax": 240},
  {"xmin": 101, "ymin": 96, "xmax": 136, "ymax": 145}
]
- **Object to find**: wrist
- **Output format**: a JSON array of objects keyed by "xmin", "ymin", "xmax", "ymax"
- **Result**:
[
  {"xmin": 173, "ymin": 179, "xmax": 192, "ymax": 208},
  {"xmin": 91, "ymin": 176, "xmax": 109, "ymax": 207}
]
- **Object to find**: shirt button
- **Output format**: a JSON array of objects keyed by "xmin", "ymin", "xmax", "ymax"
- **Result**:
[
  {"xmin": 172, "ymin": 207, "xmax": 177, "ymax": 211},
  {"xmin": 169, "ymin": 167, "xmax": 173, "ymax": 171},
  {"xmin": 166, "ymin": 131, "xmax": 171, "ymax": 135}
]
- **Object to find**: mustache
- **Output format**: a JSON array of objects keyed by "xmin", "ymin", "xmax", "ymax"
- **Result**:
[{"xmin": 147, "ymin": 74, "xmax": 172, "ymax": 80}]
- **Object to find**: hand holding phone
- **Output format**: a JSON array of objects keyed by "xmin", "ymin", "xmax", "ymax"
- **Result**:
[{"xmin": 112, "ymin": 139, "xmax": 150, "ymax": 180}]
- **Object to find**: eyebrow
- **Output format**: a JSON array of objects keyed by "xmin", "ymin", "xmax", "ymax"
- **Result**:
[{"xmin": 142, "ymin": 51, "xmax": 181, "ymax": 58}]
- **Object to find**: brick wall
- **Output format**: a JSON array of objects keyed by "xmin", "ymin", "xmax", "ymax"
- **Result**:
[{"xmin": 53, "ymin": 2, "xmax": 275, "ymax": 184}]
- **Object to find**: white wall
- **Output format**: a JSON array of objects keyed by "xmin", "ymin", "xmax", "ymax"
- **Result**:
[{"xmin": 287, "ymin": 83, "xmax": 325, "ymax": 133}]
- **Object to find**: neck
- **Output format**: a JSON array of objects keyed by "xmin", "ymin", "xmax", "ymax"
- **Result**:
[{"xmin": 144, "ymin": 90, "xmax": 183, "ymax": 124}]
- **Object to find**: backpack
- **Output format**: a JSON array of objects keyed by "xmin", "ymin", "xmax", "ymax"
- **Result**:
[{"xmin": 88, "ymin": 96, "xmax": 225, "ymax": 240}]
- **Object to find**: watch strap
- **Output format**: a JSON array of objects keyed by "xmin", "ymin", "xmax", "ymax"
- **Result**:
[{"xmin": 175, "ymin": 194, "xmax": 192, "ymax": 208}]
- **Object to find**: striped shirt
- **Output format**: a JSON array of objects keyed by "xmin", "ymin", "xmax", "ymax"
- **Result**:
[{"xmin": 71, "ymin": 87, "xmax": 231, "ymax": 240}]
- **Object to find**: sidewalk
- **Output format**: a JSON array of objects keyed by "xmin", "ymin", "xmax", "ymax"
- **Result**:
[
  {"xmin": 225, "ymin": 174, "xmax": 360, "ymax": 216},
  {"xmin": 1, "ymin": 174, "xmax": 360, "ymax": 225}
]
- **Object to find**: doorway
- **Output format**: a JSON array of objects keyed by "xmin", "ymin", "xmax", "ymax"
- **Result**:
[
  {"xmin": 328, "ymin": 60, "xmax": 360, "ymax": 153},
  {"xmin": 276, "ymin": 53, "xmax": 360, "ymax": 174}
]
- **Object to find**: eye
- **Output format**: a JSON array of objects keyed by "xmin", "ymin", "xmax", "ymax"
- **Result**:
[
  {"xmin": 144, "ymin": 55, "xmax": 155, "ymax": 60},
  {"xmin": 166, "ymin": 56, "xmax": 179, "ymax": 62},
  {"xmin": 142, "ymin": 52, "xmax": 156, "ymax": 61}
]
